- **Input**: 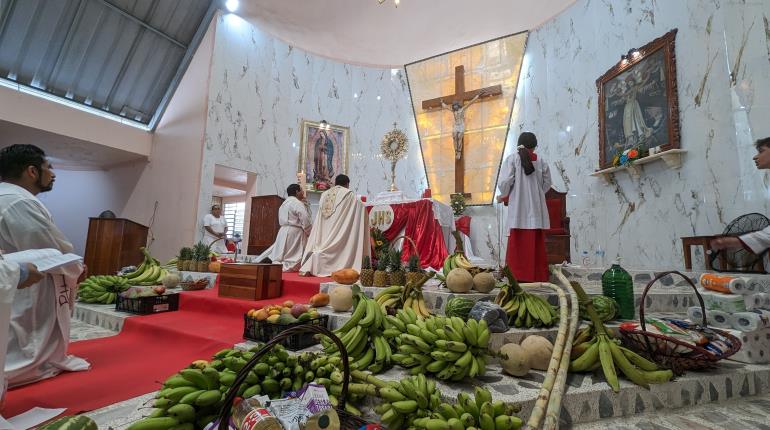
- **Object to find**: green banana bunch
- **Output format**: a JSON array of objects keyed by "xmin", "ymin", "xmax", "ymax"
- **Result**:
[
  {"xmin": 374, "ymin": 374, "xmax": 441, "ymax": 429},
  {"xmin": 374, "ymin": 285, "xmax": 404, "ymax": 310},
  {"xmin": 133, "ymin": 344, "xmax": 371, "ymax": 430},
  {"xmin": 387, "ymin": 310, "xmax": 490, "ymax": 381},
  {"xmin": 494, "ymin": 266, "xmax": 558, "ymax": 328},
  {"xmin": 410, "ymin": 387, "xmax": 523, "ymax": 430},
  {"xmin": 123, "ymin": 247, "xmax": 169, "ymax": 285},
  {"xmin": 77, "ymin": 275, "xmax": 130, "ymax": 304},
  {"xmin": 569, "ymin": 284, "xmax": 674, "ymax": 392},
  {"xmin": 320, "ymin": 287, "xmax": 392, "ymax": 374}
]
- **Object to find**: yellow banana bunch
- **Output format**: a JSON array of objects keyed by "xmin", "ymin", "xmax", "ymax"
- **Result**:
[
  {"xmin": 123, "ymin": 247, "xmax": 168, "ymax": 285},
  {"xmin": 569, "ymin": 286, "xmax": 674, "ymax": 392},
  {"xmin": 494, "ymin": 267, "xmax": 558, "ymax": 328}
]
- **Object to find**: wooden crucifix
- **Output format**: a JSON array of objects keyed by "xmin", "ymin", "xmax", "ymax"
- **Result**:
[{"xmin": 422, "ymin": 65, "xmax": 502, "ymax": 197}]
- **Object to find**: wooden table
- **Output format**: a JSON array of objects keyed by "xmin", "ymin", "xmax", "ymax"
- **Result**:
[{"xmin": 681, "ymin": 235, "xmax": 724, "ymax": 270}]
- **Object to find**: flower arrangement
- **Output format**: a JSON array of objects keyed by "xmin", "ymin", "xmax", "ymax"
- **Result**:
[
  {"xmin": 612, "ymin": 146, "xmax": 649, "ymax": 167},
  {"xmin": 450, "ymin": 193, "xmax": 466, "ymax": 216},
  {"xmin": 370, "ymin": 227, "xmax": 390, "ymax": 257}
]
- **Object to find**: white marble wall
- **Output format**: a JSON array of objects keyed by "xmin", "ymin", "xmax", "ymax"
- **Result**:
[
  {"xmin": 198, "ymin": 13, "xmax": 427, "ymax": 242},
  {"xmin": 468, "ymin": 0, "xmax": 770, "ymax": 270}
]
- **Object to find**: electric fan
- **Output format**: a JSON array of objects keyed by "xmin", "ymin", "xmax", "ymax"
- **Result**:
[{"xmin": 710, "ymin": 213, "xmax": 770, "ymax": 272}]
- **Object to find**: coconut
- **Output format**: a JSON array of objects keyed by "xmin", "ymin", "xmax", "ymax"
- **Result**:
[
  {"xmin": 499, "ymin": 343, "xmax": 531, "ymax": 376},
  {"xmin": 446, "ymin": 268, "xmax": 473, "ymax": 293}
]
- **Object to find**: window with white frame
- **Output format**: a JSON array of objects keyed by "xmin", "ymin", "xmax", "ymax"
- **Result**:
[{"xmin": 223, "ymin": 201, "xmax": 245, "ymax": 237}]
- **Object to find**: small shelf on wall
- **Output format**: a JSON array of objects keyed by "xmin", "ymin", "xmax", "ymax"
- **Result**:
[{"xmin": 591, "ymin": 149, "xmax": 687, "ymax": 183}]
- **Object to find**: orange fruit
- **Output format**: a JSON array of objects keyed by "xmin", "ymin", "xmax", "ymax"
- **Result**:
[{"xmin": 283, "ymin": 300, "xmax": 295, "ymax": 308}]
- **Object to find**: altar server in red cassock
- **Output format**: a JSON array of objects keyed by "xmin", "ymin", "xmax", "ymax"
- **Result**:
[{"xmin": 497, "ymin": 132, "xmax": 551, "ymax": 282}]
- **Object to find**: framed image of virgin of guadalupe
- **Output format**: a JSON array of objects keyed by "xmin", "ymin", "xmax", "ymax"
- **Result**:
[
  {"xmin": 298, "ymin": 120, "xmax": 349, "ymax": 192},
  {"xmin": 597, "ymin": 29, "xmax": 681, "ymax": 170}
]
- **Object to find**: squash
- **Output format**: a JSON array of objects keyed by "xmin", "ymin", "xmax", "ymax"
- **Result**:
[
  {"xmin": 309, "ymin": 293, "xmax": 330, "ymax": 307},
  {"xmin": 331, "ymin": 268, "xmax": 360, "ymax": 285},
  {"xmin": 472, "ymin": 272, "xmax": 496, "ymax": 293},
  {"xmin": 520, "ymin": 335, "xmax": 554, "ymax": 371},
  {"xmin": 208, "ymin": 261, "xmax": 221, "ymax": 273},
  {"xmin": 162, "ymin": 272, "xmax": 181, "ymax": 288},
  {"xmin": 329, "ymin": 286, "xmax": 354, "ymax": 311},
  {"xmin": 499, "ymin": 342, "xmax": 531, "ymax": 376},
  {"xmin": 446, "ymin": 268, "xmax": 473, "ymax": 293}
]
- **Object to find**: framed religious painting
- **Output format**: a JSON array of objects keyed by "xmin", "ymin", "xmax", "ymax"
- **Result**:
[
  {"xmin": 298, "ymin": 120, "xmax": 350, "ymax": 192},
  {"xmin": 597, "ymin": 29, "xmax": 680, "ymax": 170}
]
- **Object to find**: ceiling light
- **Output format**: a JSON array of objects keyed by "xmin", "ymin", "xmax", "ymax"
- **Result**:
[{"xmin": 225, "ymin": 0, "xmax": 239, "ymax": 12}]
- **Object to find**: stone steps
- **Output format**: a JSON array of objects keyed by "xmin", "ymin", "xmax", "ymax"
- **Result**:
[
  {"xmin": 319, "ymin": 281, "xmax": 698, "ymax": 319},
  {"xmin": 231, "ymin": 338, "xmax": 770, "ymax": 427}
]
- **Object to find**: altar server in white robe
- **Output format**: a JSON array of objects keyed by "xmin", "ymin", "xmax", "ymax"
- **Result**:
[
  {"xmin": 713, "ymin": 137, "xmax": 770, "ymax": 257},
  {"xmin": 299, "ymin": 175, "xmax": 370, "ymax": 277},
  {"xmin": 257, "ymin": 184, "xmax": 312, "ymax": 271},
  {"xmin": 0, "ymin": 144, "xmax": 89, "ymax": 389},
  {"xmin": 0, "ymin": 260, "xmax": 43, "ymax": 409}
]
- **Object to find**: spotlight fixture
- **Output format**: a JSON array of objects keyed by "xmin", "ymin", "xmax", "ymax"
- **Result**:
[
  {"xmin": 225, "ymin": 0, "xmax": 239, "ymax": 12},
  {"xmin": 378, "ymin": 0, "xmax": 400, "ymax": 7},
  {"xmin": 319, "ymin": 120, "xmax": 330, "ymax": 130},
  {"xmin": 621, "ymin": 48, "xmax": 640, "ymax": 63}
]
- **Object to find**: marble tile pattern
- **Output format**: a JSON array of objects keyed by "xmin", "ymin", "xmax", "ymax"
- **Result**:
[
  {"xmin": 464, "ymin": 0, "xmax": 770, "ymax": 270},
  {"xmin": 198, "ymin": 13, "xmax": 428, "ymax": 240}
]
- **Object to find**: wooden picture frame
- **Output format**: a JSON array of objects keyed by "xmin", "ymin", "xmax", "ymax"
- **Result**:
[
  {"xmin": 298, "ymin": 120, "xmax": 350, "ymax": 192},
  {"xmin": 597, "ymin": 29, "xmax": 680, "ymax": 170}
]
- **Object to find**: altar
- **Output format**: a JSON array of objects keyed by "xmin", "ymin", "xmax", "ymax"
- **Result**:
[{"xmin": 365, "ymin": 191, "xmax": 484, "ymax": 269}]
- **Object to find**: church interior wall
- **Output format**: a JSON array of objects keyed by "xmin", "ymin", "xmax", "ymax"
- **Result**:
[
  {"xmin": 196, "ymin": 13, "xmax": 427, "ymax": 248},
  {"xmin": 486, "ymin": 0, "xmax": 770, "ymax": 270}
]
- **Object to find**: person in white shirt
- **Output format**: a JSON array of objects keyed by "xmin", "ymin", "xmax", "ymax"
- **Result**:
[
  {"xmin": 257, "ymin": 184, "xmax": 313, "ymax": 271},
  {"xmin": 712, "ymin": 137, "xmax": 770, "ymax": 254},
  {"xmin": 496, "ymin": 132, "xmax": 552, "ymax": 282},
  {"xmin": 0, "ymin": 144, "xmax": 89, "ymax": 391},
  {"xmin": 0, "ymin": 260, "xmax": 43, "ymax": 410},
  {"xmin": 203, "ymin": 204, "xmax": 228, "ymax": 254}
]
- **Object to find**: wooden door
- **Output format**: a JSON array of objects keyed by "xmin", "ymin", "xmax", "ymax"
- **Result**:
[{"xmin": 247, "ymin": 195, "xmax": 284, "ymax": 255}]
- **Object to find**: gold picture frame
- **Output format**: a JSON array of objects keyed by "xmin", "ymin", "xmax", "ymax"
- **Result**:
[{"xmin": 298, "ymin": 120, "xmax": 350, "ymax": 192}]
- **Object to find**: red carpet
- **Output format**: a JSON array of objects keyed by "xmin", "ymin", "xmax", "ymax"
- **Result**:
[{"xmin": 2, "ymin": 273, "xmax": 329, "ymax": 417}]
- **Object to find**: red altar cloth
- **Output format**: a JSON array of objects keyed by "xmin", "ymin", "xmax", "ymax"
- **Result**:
[{"xmin": 366, "ymin": 199, "xmax": 448, "ymax": 269}]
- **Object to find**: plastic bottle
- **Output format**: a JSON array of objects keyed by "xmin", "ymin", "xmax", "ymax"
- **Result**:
[
  {"xmin": 581, "ymin": 251, "xmax": 591, "ymax": 268},
  {"xmin": 231, "ymin": 397, "xmax": 283, "ymax": 430},
  {"xmin": 601, "ymin": 258, "xmax": 634, "ymax": 320},
  {"xmin": 595, "ymin": 245, "xmax": 606, "ymax": 268}
]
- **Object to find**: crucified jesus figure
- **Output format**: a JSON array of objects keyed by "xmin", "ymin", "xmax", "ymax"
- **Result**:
[{"xmin": 441, "ymin": 91, "xmax": 485, "ymax": 159}]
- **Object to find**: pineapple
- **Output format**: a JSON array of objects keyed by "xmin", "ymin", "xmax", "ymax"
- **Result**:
[
  {"xmin": 405, "ymin": 254, "xmax": 422, "ymax": 285},
  {"xmin": 373, "ymin": 253, "xmax": 389, "ymax": 287},
  {"xmin": 389, "ymin": 249, "xmax": 406, "ymax": 286},
  {"xmin": 360, "ymin": 256, "xmax": 374, "ymax": 287}
]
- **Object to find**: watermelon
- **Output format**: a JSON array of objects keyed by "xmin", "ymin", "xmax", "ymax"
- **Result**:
[
  {"xmin": 445, "ymin": 297, "xmax": 475, "ymax": 319},
  {"xmin": 579, "ymin": 295, "xmax": 618, "ymax": 322},
  {"xmin": 38, "ymin": 415, "xmax": 98, "ymax": 430}
]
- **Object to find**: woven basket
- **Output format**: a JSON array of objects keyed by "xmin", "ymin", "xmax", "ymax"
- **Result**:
[
  {"xmin": 619, "ymin": 270, "xmax": 742, "ymax": 375},
  {"xmin": 180, "ymin": 278, "xmax": 209, "ymax": 291},
  {"xmin": 217, "ymin": 324, "xmax": 370, "ymax": 430}
]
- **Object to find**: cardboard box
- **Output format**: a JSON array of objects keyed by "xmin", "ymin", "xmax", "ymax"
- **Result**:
[{"xmin": 218, "ymin": 263, "xmax": 282, "ymax": 300}]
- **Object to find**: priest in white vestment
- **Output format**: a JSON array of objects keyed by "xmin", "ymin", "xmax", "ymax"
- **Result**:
[
  {"xmin": 299, "ymin": 175, "xmax": 370, "ymax": 277},
  {"xmin": 0, "ymin": 260, "xmax": 42, "ymax": 409},
  {"xmin": 257, "ymin": 184, "xmax": 312, "ymax": 271},
  {"xmin": 0, "ymin": 144, "xmax": 89, "ymax": 390}
]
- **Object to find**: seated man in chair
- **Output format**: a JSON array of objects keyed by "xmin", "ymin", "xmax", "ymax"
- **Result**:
[{"xmin": 712, "ymin": 137, "xmax": 770, "ymax": 255}]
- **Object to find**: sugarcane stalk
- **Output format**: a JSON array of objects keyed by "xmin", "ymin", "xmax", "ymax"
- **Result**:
[
  {"xmin": 524, "ymin": 281, "xmax": 569, "ymax": 430},
  {"xmin": 350, "ymin": 370, "xmax": 389, "ymax": 389},
  {"xmin": 543, "ymin": 265, "xmax": 581, "ymax": 430}
]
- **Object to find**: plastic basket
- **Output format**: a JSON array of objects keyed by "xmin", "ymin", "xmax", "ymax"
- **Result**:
[
  {"xmin": 218, "ymin": 325, "xmax": 370, "ymax": 430},
  {"xmin": 115, "ymin": 293, "xmax": 180, "ymax": 315},
  {"xmin": 243, "ymin": 314, "xmax": 329, "ymax": 350}
]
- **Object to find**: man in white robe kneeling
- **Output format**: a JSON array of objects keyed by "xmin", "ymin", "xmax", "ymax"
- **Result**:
[
  {"xmin": 0, "ymin": 144, "xmax": 89, "ymax": 390},
  {"xmin": 257, "ymin": 184, "xmax": 312, "ymax": 271},
  {"xmin": 299, "ymin": 175, "xmax": 370, "ymax": 277}
]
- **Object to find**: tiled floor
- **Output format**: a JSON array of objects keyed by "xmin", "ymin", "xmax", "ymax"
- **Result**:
[{"xmin": 64, "ymin": 319, "xmax": 770, "ymax": 430}]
